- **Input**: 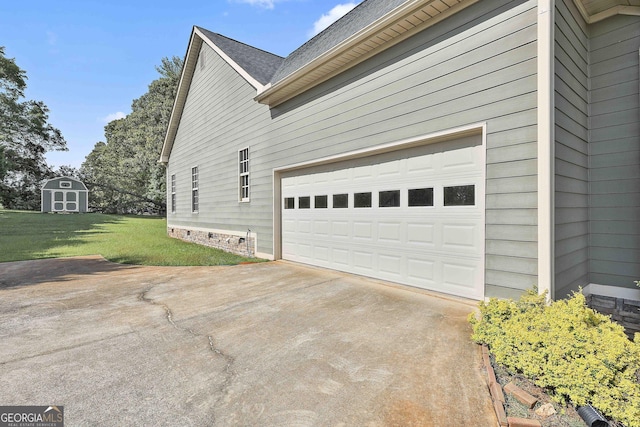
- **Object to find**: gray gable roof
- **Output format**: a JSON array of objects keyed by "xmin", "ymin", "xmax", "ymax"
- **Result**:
[
  {"xmin": 270, "ymin": 0, "xmax": 406, "ymax": 84},
  {"xmin": 196, "ymin": 27, "xmax": 284, "ymax": 86}
]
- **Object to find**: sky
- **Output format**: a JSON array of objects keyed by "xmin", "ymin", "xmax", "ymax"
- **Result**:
[{"xmin": 0, "ymin": 0, "xmax": 360, "ymax": 169}]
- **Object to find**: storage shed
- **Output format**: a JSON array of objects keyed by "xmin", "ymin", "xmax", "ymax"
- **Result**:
[{"xmin": 41, "ymin": 177, "xmax": 89, "ymax": 213}]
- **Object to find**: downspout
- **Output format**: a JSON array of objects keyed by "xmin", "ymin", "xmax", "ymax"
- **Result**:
[{"xmin": 537, "ymin": 0, "xmax": 555, "ymax": 300}]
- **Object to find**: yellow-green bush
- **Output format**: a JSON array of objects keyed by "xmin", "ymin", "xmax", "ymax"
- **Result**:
[{"xmin": 470, "ymin": 289, "xmax": 640, "ymax": 427}]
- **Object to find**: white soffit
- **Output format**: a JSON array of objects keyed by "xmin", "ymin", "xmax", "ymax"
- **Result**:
[
  {"xmin": 256, "ymin": 0, "xmax": 480, "ymax": 107},
  {"xmin": 573, "ymin": 0, "xmax": 640, "ymax": 23}
]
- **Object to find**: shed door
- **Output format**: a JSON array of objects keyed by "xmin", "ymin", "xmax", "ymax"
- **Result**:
[
  {"xmin": 280, "ymin": 135, "xmax": 485, "ymax": 299},
  {"xmin": 52, "ymin": 191, "xmax": 78, "ymax": 212}
]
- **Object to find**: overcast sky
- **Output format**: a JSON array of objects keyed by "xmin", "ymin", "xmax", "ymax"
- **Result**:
[{"xmin": 0, "ymin": 0, "xmax": 360, "ymax": 169}]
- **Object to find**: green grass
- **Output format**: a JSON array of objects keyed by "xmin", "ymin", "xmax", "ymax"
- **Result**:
[{"xmin": 0, "ymin": 210, "xmax": 262, "ymax": 266}]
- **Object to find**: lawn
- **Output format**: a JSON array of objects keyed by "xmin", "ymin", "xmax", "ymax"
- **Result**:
[{"xmin": 0, "ymin": 210, "xmax": 262, "ymax": 265}]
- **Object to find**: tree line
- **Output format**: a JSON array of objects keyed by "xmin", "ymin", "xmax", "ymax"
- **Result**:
[
  {"xmin": 0, "ymin": 46, "xmax": 182, "ymax": 214},
  {"xmin": 0, "ymin": 46, "xmax": 66, "ymax": 209}
]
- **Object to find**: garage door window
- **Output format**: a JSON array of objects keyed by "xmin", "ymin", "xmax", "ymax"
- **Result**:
[
  {"xmin": 315, "ymin": 195, "xmax": 328, "ymax": 208},
  {"xmin": 284, "ymin": 197, "xmax": 295, "ymax": 209},
  {"xmin": 299, "ymin": 196, "xmax": 311, "ymax": 209},
  {"xmin": 409, "ymin": 188, "xmax": 434, "ymax": 207},
  {"xmin": 379, "ymin": 190, "xmax": 400, "ymax": 207},
  {"xmin": 333, "ymin": 194, "xmax": 348, "ymax": 208},
  {"xmin": 354, "ymin": 192, "xmax": 372, "ymax": 208},
  {"xmin": 444, "ymin": 185, "xmax": 475, "ymax": 206}
]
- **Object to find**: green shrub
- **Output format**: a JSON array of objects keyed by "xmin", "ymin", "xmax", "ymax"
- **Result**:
[{"xmin": 470, "ymin": 289, "xmax": 640, "ymax": 427}]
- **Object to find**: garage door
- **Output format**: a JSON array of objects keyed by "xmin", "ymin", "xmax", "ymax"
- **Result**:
[{"xmin": 281, "ymin": 135, "xmax": 485, "ymax": 299}]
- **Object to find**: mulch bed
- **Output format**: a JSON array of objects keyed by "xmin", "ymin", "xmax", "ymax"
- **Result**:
[{"xmin": 487, "ymin": 351, "xmax": 626, "ymax": 427}]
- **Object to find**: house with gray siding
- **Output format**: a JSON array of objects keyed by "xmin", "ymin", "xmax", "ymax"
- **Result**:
[{"xmin": 160, "ymin": 0, "xmax": 640, "ymax": 303}]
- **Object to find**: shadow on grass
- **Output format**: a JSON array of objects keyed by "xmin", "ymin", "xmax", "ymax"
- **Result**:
[
  {"xmin": 0, "ymin": 210, "xmax": 261, "ymax": 287},
  {"xmin": 0, "ymin": 210, "xmax": 139, "ymax": 288},
  {"xmin": 0, "ymin": 210, "xmax": 124, "ymax": 263}
]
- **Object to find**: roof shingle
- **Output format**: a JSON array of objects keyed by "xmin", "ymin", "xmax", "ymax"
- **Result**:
[
  {"xmin": 196, "ymin": 27, "xmax": 284, "ymax": 86},
  {"xmin": 270, "ymin": 0, "xmax": 406, "ymax": 84}
]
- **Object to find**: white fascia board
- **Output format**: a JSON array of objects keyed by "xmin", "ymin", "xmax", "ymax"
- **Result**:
[
  {"xmin": 160, "ymin": 28, "xmax": 267, "ymax": 164},
  {"xmin": 159, "ymin": 29, "xmax": 201, "ymax": 164},
  {"xmin": 256, "ymin": 0, "xmax": 422, "ymax": 101},
  {"xmin": 195, "ymin": 27, "xmax": 264, "ymax": 92},
  {"xmin": 537, "ymin": 0, "xmax": 555, "ymax": 300},
  {"xmin": 256, "ymin": 0, "xmax": 479, "ymax": 105}
]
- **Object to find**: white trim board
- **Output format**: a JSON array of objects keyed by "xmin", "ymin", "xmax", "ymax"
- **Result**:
[
  {"xmin": 273, "ymin": 123, "xmax": 485, "ymax": 174},
  {"xmin": 272, "ymin": 123, "xmax": 487, "ymax": 261},
  {"xmin": 272, "ymin": 123, "xmax": 487, "ymax": 300},
  {"xmin": 195, "ymin": 27, "xmax": 264, "ymax": 92},
  {"xmin": 537, "ymin": 0, "xmax": 555, "ymax": 300},
  {"xmin": 582, "ymin": 283, "xmax": 640, "ymax": 301}
]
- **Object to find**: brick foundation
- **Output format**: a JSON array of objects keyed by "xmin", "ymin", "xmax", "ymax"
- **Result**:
[
  {"xmin": 168, "ymin": 227, "xmax": 255, "ymax": 258},
  {"xmin": 587, "ymin": 294, "xmax": 640, "ymax": 338}
]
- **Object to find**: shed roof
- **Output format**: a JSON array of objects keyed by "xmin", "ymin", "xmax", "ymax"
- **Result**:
[{"xmin": 42, "ymin": 176, "xmax": 88, "ymax": 190}]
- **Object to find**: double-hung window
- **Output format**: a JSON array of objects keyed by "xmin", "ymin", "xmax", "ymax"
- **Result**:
[
  {"xmin": 191, "ymin": 167, "xmax": 199, "ymax": 213},
  {"xmin": 171, "ymin": 174, "xmax": 176, "ymax": 213},
  {"xmin": 239, "ymin": 147, "xmax": 250, "ymax": 202}
]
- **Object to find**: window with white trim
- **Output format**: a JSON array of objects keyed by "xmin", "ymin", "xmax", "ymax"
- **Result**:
[
  {"xmin": 239, "ymin": 147, "xmax": 249, "ymax": 202},
  {"xmin": 59, "ymin": 181, "xmax": 72, "ymax": 188},
  {"xmin": 191, "ymin": 167, "xmax": 199, "ymax": 213},
  {"xmin": 444, "ymin": 185, "xmax": 475, "ymax": 206},
  {"xmin": 171, "ymin": 174, "xmax": 176, "ymax": 213}
]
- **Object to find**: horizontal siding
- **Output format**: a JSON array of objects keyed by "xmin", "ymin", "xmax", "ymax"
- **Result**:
[
  {"xmin": 588, "ymin": 14, "xmax": 640, "ymax": 290},
  {"xmin": 267, "ymin": 0, "xmax": 539, "ymax": 298},
  {"xmin": 166, "ymin": 0, "xmax": 540, "ymax": 298},
  {"xmin": 167, "ymin": 43, "xmax": 276, "ymax": 255},
  {"xmin": 554, "ymin": 0, "xmax": 589, "ymax": 299}
]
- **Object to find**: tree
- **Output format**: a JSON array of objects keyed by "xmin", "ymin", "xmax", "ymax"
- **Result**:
[
  {"xmin": 0, "ymin": 46, "xmax": 67, "ymax": 209},
  {"xmin": 81, "ymin": 56, "xmax": 182, "ymax": 214},
  {"xmin": 54, "ymin": 164, "xmax": 80, "ymax": 179}
]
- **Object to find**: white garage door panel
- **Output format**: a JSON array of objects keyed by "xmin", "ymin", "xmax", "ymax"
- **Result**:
[
  {"xmin": 332, "ymin": 248, "xmax": 349, "ymax": 266},
  {"xmin": 281, "ymin": 136, "xmax": 485, "ymax": 299},
  {"xmin": 332, "ymin": 221, "xmax": 349, "ymax": 237},
  {"xmin": 314, "ymin": 245, "xmax": 330, "ymax": 262},
  {"xmin": 378, "ymin": 222, "xmax": 402, "ymax": 242}
]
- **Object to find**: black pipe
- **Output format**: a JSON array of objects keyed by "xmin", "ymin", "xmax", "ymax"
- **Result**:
[{"xmin": 577, "ymin": 405, "xmax": 608, "ymax": 427}]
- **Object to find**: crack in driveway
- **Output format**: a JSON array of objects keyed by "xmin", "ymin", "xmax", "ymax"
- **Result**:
[{"xmin": 138, "ymin": 285, "xmax": 236, "ymax": 419}]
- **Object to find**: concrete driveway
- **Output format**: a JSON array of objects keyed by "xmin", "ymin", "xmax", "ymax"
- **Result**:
[{"xmin": 0, "ymin": 256, "xmax": 496, "ymax": 426}]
